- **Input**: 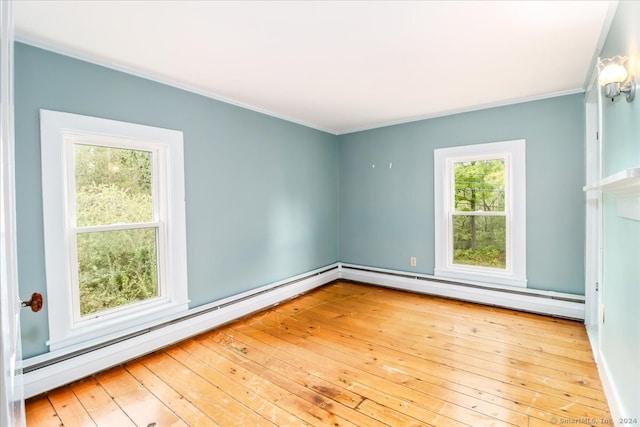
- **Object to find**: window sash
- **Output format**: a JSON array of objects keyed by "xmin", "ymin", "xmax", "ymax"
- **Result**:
[
  {"xmin": 447, "ymin": 154, "xmax": 511, "ymax": 272},
  {"xmin": 451, "ymin": 211, "xmax": 508, "ymax": 217},
  {"xmin": 68, "ymin": 222, "xmax": 168, "ymax": 324},
  {"xmin": 67, "ymin": 138, "xmax": 168, "ymax": 324},
  {"xmin": 452, "ymin": 157, "xmax": 506, "ymax": 214},
  {"xmin": 446, "ymin": 152, "xmax": 510, "ymax": 271},
  {"xmin": 66, "ymin": 136, "xmax": 163, "ymax": 226},
  {"xmin": 448, "ymin": 213, "xmax": 511, "ymax": 272},
  {"xmin": 73, "ymin": 221, "xmax": 163, "ymax": 234}
]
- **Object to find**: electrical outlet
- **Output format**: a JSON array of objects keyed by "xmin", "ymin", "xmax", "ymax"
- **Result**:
[{"xmin": 410, "ymin": 257, "xmax": 417, "ymax": 267}]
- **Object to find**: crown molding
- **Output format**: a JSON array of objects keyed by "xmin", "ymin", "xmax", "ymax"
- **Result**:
[
  {"xmin": 15, "ymin": 35, "xmax": 338, "ymax": 135},
  {"xmin": 336, "ymin": 88, "xmax": 585, "ymax": 135}
]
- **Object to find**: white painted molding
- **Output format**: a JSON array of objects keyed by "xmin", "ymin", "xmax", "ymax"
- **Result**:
[
  {"xmin": 40, "ymin": 109, "xmax": 190, "ymax": 352},
  {"xmin": 586, "ymin": 325, "xmax": 600, "ymax": 364},
  {"xmin": 21, "ymin": 264, "xmax": 339, "ymax": 398},
  {"xmin": 16, "ymin": 36, "xmax": 586, "ymax": 137},
  {"xmin": 14, "ymin": 36, "xmax": 336, "ymax": 135},
  {"xmin": 337, "ymin": 88, "xmax": 585, "ymax": 135},
  {"xmin": 597, "ymin": 350, "xmax": 625, "ymax": 426},
  {"xmin": 338, "ymin": 263, "xmax": 585, "ymax": 320}
]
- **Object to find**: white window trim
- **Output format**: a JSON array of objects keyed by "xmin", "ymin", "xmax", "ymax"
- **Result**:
[
  {"xmin": 434, "ymin": 139, "xmax": 527, "ymax": 288},
  {"xmin": 40, "ymin": 110, "xmax": 189, "ymax": 351}
]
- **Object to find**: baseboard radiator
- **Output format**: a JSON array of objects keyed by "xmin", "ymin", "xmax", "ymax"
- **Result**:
[
  {"xmin": 22, "ymin": 261, "xmax": 585, "ymax": 398},
  {"xmin": 21, "ymin": 263, "xmax": 340, "ymax": 398},
  {"xmin": 339, "ymin": 263, "xmax": 585, "ymax": 320}
]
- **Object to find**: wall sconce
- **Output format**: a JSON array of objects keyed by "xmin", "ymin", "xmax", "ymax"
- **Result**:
[{"xmin": 598, "ymin": 56, "xmax": 635, "ymax": 102}]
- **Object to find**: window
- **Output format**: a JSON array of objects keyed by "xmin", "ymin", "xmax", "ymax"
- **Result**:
[
  {"xmin": 434, "ymin": 140, "xmax": 526, "ymax": 287},
  {"xmin": 40, "ymin": 110, "xmax": 189, "ymax": 351}
]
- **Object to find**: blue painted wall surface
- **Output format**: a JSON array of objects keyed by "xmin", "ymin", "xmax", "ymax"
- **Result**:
[
  {"xmin": 15, "ymin": 41, "xmax": 590, "ymax": 361},
  {"xmin": 598, "ymin": 0, "xmax": 640, "ymax": 415},
  {"xmin": 15, "ymin": 43, "xmax": 339, "ymax": 358},
  {"xmin": 338, "ymin": 95, "xmax": 586, "ymax": 294}
]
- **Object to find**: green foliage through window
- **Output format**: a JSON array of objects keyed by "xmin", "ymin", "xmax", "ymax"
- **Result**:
[
  {"xmin": 77, "ymin": 229, "xmax": 158, "ymax": 316},
  {"xmin": 453, "ymin": 159, "xmax": 506, "ymax": 269},
  {"xmin": 73, "ymin": 143, "xmax": 159, "ymax": 316}
]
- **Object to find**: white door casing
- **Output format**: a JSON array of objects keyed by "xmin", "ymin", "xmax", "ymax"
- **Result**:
[
  {"xmin": 0, "ymin": 0, "xmax": 26, "ymax": 425},
  {"xmin": 584, "ymin": 65, "xmax": 604, "ymax": 362}
]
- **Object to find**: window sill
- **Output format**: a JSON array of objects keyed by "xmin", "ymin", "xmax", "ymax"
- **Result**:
[{"xmin": 47, "ymin": 299, "xmax": 189, "ymax": 352}]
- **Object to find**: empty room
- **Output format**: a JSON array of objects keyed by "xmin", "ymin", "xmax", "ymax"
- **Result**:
[{"xmin": 1, "ymin": 1, "xmax": 639, "ymax": 426}]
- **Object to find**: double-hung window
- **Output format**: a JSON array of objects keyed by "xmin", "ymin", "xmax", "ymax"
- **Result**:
[
  {"xmin": 40, "ymin": 110, "xmax": 189, "ymax": 352},
  {"xmin": 434, "ymin": 140, "xmax": 526, "ymax": 287}
]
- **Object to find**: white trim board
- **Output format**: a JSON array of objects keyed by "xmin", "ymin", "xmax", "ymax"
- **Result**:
[
  {"xmin": 597, "ymin": 350, "xmax": 625, "ymax": 427},
  {"xmin": 21, "ymin": 264, "xmax": 339, "ymax": 399},
  {"xmin": 338, "ymin": 88, "xmax": 584, "ymax": 135},
  {"xmin": 14, "ymin": 36, "xmax": 335, "ymax": 135},
  {"xmin": 588, "ymin": 325, "xmax": 626, "ymax": 426},
  {"xmin": 338, "ymin": 263, "xmax": 585, "ymax": 320}
]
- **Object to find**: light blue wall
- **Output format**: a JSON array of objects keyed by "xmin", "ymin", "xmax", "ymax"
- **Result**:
[
  {"xmin": 338, "ymin": 95, "xmax": 586, "ymax": 294},
  {"xmin": 15, "ymin": 43, "xmax": 339, "ymax": 358},
  {"xmin": 15, "ymin": 40, "xmax": 591, "ymax": 361},
  {"xmin": 598, "ymin": 0, "xmax": 640, "ymax": 414}
]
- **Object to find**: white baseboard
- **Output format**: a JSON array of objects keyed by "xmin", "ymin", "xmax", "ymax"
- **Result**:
[
  {"xmin": 338, "ymin": 263, "xmax": 585, "ymax": 320},
  {"xmin": 586, "ymin": 324, "xmax": 600, "ymax": 363},
  {"xmin": 597, "ymin": 350, "xmax": 626, "ymax": 427},
  {"xmin": 22, "ymin": 264, "xmax": 339, "ymax": 399},
  {"xmin": 22, "ymin": 261, "xmax": 587, "ymax": 398}
]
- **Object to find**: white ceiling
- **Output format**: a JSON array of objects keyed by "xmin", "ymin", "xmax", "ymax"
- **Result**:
[{"xmin": 14, "ymin": 1, "xmax": 613, "ymax": 135}]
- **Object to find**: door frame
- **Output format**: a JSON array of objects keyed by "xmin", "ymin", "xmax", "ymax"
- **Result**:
[
  {"xmin": 584, "ymin": 64, "xmax": 604, "ymax": 362},
  {"xmin": 0, "ymin": 0, "xmax": 25, "ymax": 425}
]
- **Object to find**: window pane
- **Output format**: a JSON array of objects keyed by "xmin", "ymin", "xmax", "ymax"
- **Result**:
[
  {"xmin": 74, "ymin": 144, "xmax": 153, "ymax": 227},
  {"xmin": 77, "ymin": 228, "xmax": 159, "ymax": 316},
  {"xmin": 453, "ymin": 215, "xmax": 506, "ymax": 269},
  {"xmin": 454, "ymin": 159, "xmax": 504, "ymax": 212}
]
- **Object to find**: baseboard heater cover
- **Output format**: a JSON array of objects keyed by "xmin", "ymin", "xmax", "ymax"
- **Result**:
[
  {"xmin": 21, "ymin": 262, "xmax": 584, "ymax": 398},
  {"xmin": 338, "ymin": 264, "xmax": 585, "ymax": 320},
  {"xmin": 21, "ymin": 264, "xmax": 340, "ymax": 398}
]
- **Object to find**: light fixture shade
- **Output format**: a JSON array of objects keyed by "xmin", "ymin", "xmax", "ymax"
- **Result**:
[{"xmin": 598, "ymin": 56, "xmax": 629, "ymax": 86}]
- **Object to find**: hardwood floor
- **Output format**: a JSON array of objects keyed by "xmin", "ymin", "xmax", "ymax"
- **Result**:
[{"xmin": 25, "ymin": 281, "xmax": 612, "ymax": 426}]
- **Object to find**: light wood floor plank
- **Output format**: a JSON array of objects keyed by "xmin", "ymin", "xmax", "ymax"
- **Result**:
[
  {"xmin": 330, "ymin": 288, "xmax": 594, "ymax": 354},
  {"xmin": 141, "ymin": 351, "xmax": 275, "ymax": 426},
  {"xmin": 184, "ymin": 335, "xmax": 382, "ymax": 427},
  {"xmin": 282, "ymin": 284, "xmax": 604, "ymax": 390},
  {"xmin": 291, "ymin": 302, "xmax": 609, "ymax": 409},
  {"xmin": 69, "ymin": 376, "xmax": 134, "ymax": 427},
  {"xmin": 95, "ymin": 365, "xmax": 187, "ymax": 427},
  {"xmin": 25, "ymin": 281, "xmax": 611, "ymax": 426},
  {"xmin": 233, "ymin": 310, "xmax": 526, "ymax": 425},
  {"xmin": 194, "ymin": 330, "xmax": 364, "ymax": 409},
  {"xmin": 124, "ymin": 360, "xmax": 219, "ymax": 427},
  {"xmin": 46, "ymin": 386, "xmax": 96, "ymax": 427},
  {"xmin": 166, "ymin": 341, "xmax": 321, "ymax": 427},
  {"xmin": 207, "ymin": 327, "xmax": 465, "ymax": 427},
  {"xmin": 24, "ymin": 395, "xmax": 62, "ymax": 427},
  {"xmin": 267, "ymin": 289, "xmax": 611, "ymax": 418}
]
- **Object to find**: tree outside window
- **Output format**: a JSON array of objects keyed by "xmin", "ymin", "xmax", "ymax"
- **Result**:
[
  {"xmin": 434, "ymin": 139, "xmax": 526, "ymax": 288},
  {"xmin": 452, "ymin": 159, "xmax": 506, "ymax": 269}
]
